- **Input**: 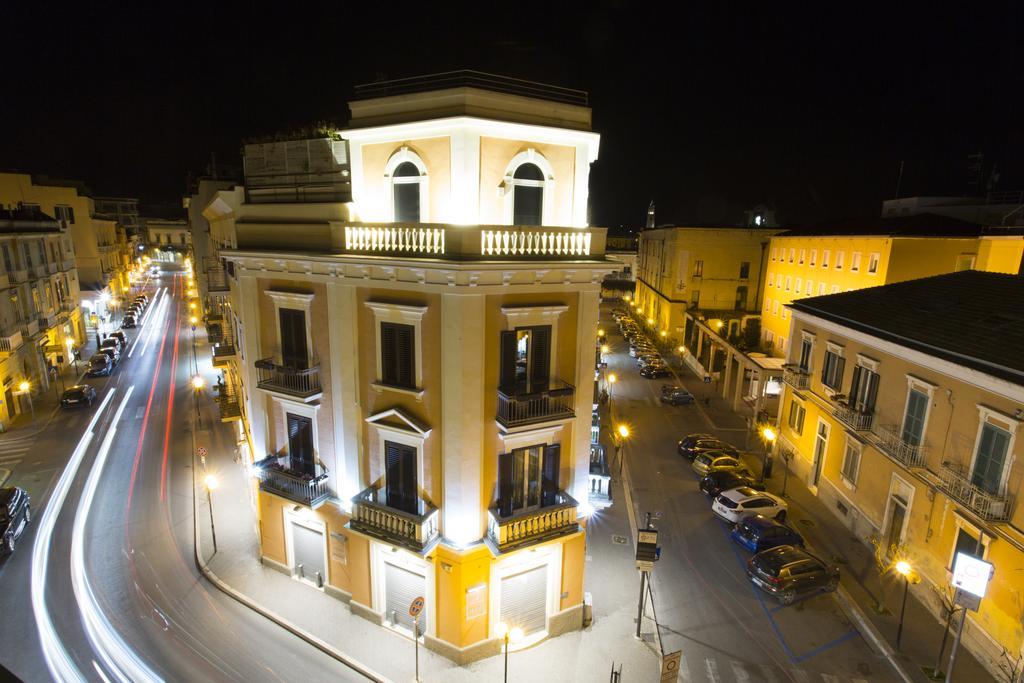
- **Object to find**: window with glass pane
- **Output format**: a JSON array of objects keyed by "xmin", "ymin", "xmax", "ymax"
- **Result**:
[
  {"xmin": 901, "ymin": 388, "xmax": 929, "ymax": 446},
  {"xmin": 841, "ymin": 441, "xmax": 861, "ymax": 483},
  {"xmin": 821, "ymin": 350, "xmax": 845, "ymax": 389},
  {"xmin": 971, "ymin": 423, "xmax": 1010, "ymax": 494},
  {"xmin": 392, "ymin": 162, "xmax": 422, "ymax": 222},
  {"xmin": 511, "ymin": 163, "xmax": 544, "ymax": 225},
  {"xmin": 798, "ymin": 338, "xmax": 812, "ymax": 371},
  {"xmin": 848, "ymin": 365, "xmax": 879, "ymax": 413}
]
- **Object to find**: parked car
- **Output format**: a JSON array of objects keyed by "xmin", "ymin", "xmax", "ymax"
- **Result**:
[
  {"xmin": 731, "ymin": 515, "xmax": 804, "ymax": 553},
  {"xmin": 104, "ymin": 335, "xmax": 126, "ymax": 352},
  {"xmin": 629, "ymin": 344, "xmax": 655, "ymax": 358},
  {"xmin": 746, "ymin": 546, "xmax": 839, "ymax": 605},
  {"xmin": 699, "ymin": 470, "xmax": 765, "ymax": 496},
  {"xmin": 639, "ymin": 364, "xmax": 671, "ymax": 379},
  {"xmin": 121, "ymin": 314, "xmax": 136, "ymax": 329},
  {"xmin": 61, "ymin": 384, "xmax": 97, "ymax": 408},
  {"xmin": 692, "ymin": 452, "xmax": 746, "ymax": 476},
  {"xmin": 0, "ymin": 487, "xmax": 31, "ymax": 554},
  {"xmin": 637, "ymin": 355, "xmax": 663, "ymax": 369},
  {"xmin": 660, "ymin": 386, "xmax": 695, "ymax": 405},
  {"xmin": 713, "ymin": 487, "xmax": 788, "ymax": 524},
  {"xmin": 135, "ymin": 294, "xmax": 148, "ymax": 305},
  {"xmin": 99, "ymin": 340, "xmax": 121, "ymax": 363},
  {"xmin": 678, "ymin": 437, "xmax": 739, "ymax": 460},
  {"xmin": 107, "ymin": 331, "xmax": 127, "ymax": 347},
  {"xmin": 87, "ymin": 354, "xmax": 113, "ymax": 376}
]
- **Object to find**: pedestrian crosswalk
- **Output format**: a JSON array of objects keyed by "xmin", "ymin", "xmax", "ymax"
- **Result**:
[
  {"xmin": 672, "ymin": 656, "xmax": 873, "ymax": 683},
  {"xmin": 0, "ymin": 433, "xmax": 36, "ymax": 471}
]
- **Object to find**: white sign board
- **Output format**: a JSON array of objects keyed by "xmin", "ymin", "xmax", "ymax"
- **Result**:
[{"xmin": 951, "ymin": 552, "xmax": 993, "ymax": 599}]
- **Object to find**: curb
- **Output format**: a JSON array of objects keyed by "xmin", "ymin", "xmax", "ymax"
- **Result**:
[
  {"xmin": 835, "ymin": 584, "xmax": 916, "ymax": 683},
  {"xmin": 0, "ymin": 468, "xmax": 9, "ymax": 487}
]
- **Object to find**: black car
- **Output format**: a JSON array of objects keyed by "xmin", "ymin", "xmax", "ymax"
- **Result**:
[
  {"xmin": 104, "ymin": 335, "xmax": 126, "ymax": 352},
  {"xmin": 87, "ymin": 353, "xmax": 113, "ymax": 377},
  {"xmin": 677, "ymin": 436, "xmax": 739, "ymax": 460},
  {"xmin": 639, "ymin": 364, "xmax": 671, "ymax": 379},
  {"xmin": 107, "ymin": 331, "xmax": 127, "ymax": 347},
  {"xmin": 121, "ymin": 314, "xmax": 136, "ymax": 329},
  {"xmin": 99, "ymin": 342, "xmax": 120, "ymax": 364},
  {"xmin": 747, "ymin": 546, "xmax": 840, "ymax": 605},
  {"xmin": 732, "ymin": 516, "xmax": 805, "ymax": 554},
  {"xmin": 0, "ymin": 487, "xmax": 31, "ymax": 554},
  {"xmin": 61, "ymin": 384, "xmax": 97, "ymax": 407},
  {"xmin": 699, "ymin": 470, "xmax": 765, "ymax": 496}
]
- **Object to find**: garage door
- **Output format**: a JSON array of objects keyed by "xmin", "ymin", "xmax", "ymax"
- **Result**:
[
  {"xmin": 385, "ymin": 562, "xmax": 426, "ymax": 636},
  {"xmin": 500, "ymin": 565, "xmax": 548, "ymax": 636},
  {"xmin": 291, "ymin": 522, "xmax": 326, "ymax": 587}
]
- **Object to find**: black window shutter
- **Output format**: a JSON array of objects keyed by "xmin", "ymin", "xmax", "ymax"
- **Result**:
[
  {"xmin": 530, "ymin": 326, "xmax": 551, "ymax": 387},
  {"xmin": 865, "ymin": 372, "xmax": 879, "ymax": 412},
  {"xmin": 499, "ymin": 331, "xmax": 517, "ymax": 389},
  {"xmin": 498, "ymin": 452, "xmax": 514, "ymax": 517},
  {"xmin": 381, "ymin": 323, "xmax": 397, "ymax": 385},
  {"xmin": 542, "ymin": 443, "xmax": 560, "ymax": 507},
  {"xmin": 820, "ymin": 354, "xmax": 830, "ymax": 385},
  {"xmin": 835, "ymin": 356, "xmax": 846, "ymax": 390},
  {"xmin": 397, "ymin": 325, "xmax": 414, "ymax": 388},
  {"xmin": 849, "ymin": 365, "xmax": 862, "ymax": 402}
]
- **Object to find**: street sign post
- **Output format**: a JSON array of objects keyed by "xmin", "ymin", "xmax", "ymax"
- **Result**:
[
  {"xmin": 946, "ymin": 552, "xmax": 994, "ymax": 683},
  {"xmin": 635, "ymin": 524, "xmax": 659, "ymax": 639},
  {"xmin": 410, "ymin": 596, "xmax": 425, "ymax": 682}
]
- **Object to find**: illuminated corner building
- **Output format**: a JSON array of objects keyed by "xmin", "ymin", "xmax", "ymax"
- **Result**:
[
  {"xmin": 634, "ymin": 224, "xmax": 782, "ymax": 417},
  {"xmin": 0, "ymin": 207, "xmax": 84, "ymax": 427},
  {"xmin": 144, "ymin": 219, "xmax": 191, "ymax": 264},
  {"xmin": 0, "ymin": 172, "xmax": 133, "ymax": 323},
  {"xmin": 761, "ymin": 214, "xmax": 1024, "ymax": 358},
  {"xmin": 203, "ymin": 72, "xmax": 611, "ymax": 662},
  {"xmin": 777, "ymin": 271, "xmax": 1024, "ymax": 677}
]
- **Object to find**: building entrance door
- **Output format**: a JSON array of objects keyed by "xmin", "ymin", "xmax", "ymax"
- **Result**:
[
  {"xmin": 385, "ymin": 562, "xmax": 426, "ymax": 636},
  {"xmin": 500, "ymin": 565, "xmax": 548, "ymax": 636},
  {"xmin": 812, "ymin": 421, "xmax": 829, "ymax": 488},
  {"xmin": 885, "ymin": 496, "xmax": 907, "ymax": 556},
  {"xmin": 291, "ymin": 521, "xmax": 325, "ymax": 588}
]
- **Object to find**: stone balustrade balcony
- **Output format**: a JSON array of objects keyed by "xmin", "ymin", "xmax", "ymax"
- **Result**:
[
  {"xmin": 349, "ymin": 486, "xmax": 440, "ymax": 554},
  {"xmin": 486, "ymin": 491, "xmax": 579, "ymax": 553}
]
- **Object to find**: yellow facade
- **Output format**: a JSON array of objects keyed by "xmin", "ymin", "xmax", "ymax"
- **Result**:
[
  {"xmin": 778, "ymin": 308, "xmax": 1024, "ymax": 676},
  {"xmin": 762, "ymin": 233, "xmax": 1024, "ymax": 356}
]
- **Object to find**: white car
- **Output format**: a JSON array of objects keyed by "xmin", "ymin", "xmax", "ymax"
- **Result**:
[{"xmin": 712, "ymin": 487, "xmax": 788, "ymax": 524}]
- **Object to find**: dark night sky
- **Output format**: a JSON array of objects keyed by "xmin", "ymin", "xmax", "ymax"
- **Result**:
[{"xmin": 2, "ymin": 3, "xmax": 1023, "ymax": 230}]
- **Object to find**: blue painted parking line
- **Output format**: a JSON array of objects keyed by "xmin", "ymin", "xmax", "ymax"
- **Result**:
[{"xmin": 794, "ymin": 629, "xmax": 860, "ymax": 664}]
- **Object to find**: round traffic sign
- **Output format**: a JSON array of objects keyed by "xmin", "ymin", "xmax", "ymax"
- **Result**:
[
  {"xmin": 409, "ymin": 596, "xmax": 425, "ymax": 617},
  {"xmin": 197, "ymin": 447, "xmax": 208, "ymax": 457}
]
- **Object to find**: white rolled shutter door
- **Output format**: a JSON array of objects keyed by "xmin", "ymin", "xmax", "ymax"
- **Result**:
[
  {"xmin": 500, "ymin": 565, "xmax": 548, "ymax": 635},
  {"xmin": 385, "ymin": 562, "xmax": 426, "ymax": 636}
]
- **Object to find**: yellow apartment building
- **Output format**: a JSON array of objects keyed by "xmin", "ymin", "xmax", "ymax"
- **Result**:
[
  {"xmin": 203, "ymin": 72, "xmax": 611, "ymax": 663},
  {"xmin": 761, "ymin": 215, "xmax": 1024, "ymax": 356},
  {"xmin": 777, "ymin": 271, "xmax": 1024, "ymax": 677},
  {"xmin": 0, "ymin": 208, "xmax": 84, "ymax": 426}
]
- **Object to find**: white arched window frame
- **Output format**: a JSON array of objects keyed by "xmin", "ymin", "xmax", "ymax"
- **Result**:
[
  {"xmin": 501, "ymin": 149, "xmax": 556, "ymax": 226},
  {"xmin": 384, "ymin": 147, "xmax": 430, "ymax": 222}
]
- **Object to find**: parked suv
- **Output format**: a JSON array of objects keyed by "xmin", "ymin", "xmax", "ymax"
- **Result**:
[
  {"xmin": 678, "ymin": 436, "xmax": 739, "ymax": 461},
  {"xmin": 747, "ymin": 546, "xmax": 839, "ymax": 605},
  {"xmin": 699, "ymin": 470, "xmax": 764, "ymax": 497},
  {"xmin": 660, "ymin": 385, "xmax": 695, "ymax": 405},
  {"xmin": 712, "ymin": 487, "xmax": 788, "ymax": 523},
  {"xmin": 121, "ymin": 314, "xmax": 136, "ymax": 329},
  {"xmin": 692, "ymin": 452, "xmax": 746, "ymax": 476},
  {"xmin": 731, "ymin": 515, "xmax": 804, "ymax": 553},
  {"xmin": 0, "ymin": 487, "xmax": 31, "ymax": 554},
  {"xmin": 99, "ymin": 340, "xmax": 121, "ymax": 364},
  {"xmin": 87, "ymin": 354, "xmax": 113, "ymax": 377},
  {"xmin": 61, "ymin": 384, "xmax": 98, "ymax": 408}
]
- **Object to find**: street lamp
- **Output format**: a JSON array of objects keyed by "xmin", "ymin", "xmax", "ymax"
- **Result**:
[
  {"xmin": 600, "ymin": 344, "xmax": 610, "ymax": 355},
  {"xmin": 204, "ymin": 474, "xmax": 219, "ymax": 553},
  {"xmin": 760, "ymin": 426, "xmax": 777, "ymax": 482},
  {"xmin": 17, "ymin": 381, "xmax": 34, "ymax": 425},
  {"xmin": 616, "ymin": 424, "xmax": 631, "ymax": 477},
  {"xmin": 495, "ymin": 622, "xmax": 524, "ymax": 683},
  {"xmin": 193, "ymin": 374, "xmax": 205, "ymax": 427},
  {"xmin": 895, "ymin": 560, "xmax": 912, "ymax": 650}
]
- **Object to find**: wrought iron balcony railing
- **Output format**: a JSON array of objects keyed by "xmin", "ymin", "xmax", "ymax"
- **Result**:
[
  {"xmin": 833, "ymin": 401, "xmax": 874, "ymax": 431},
  {"xmin": 215, "ymin": 393, "xmax": 241, "ymax": 422},
  {"xmin": 487, "ymin": 491, "xmax": 579, "ymax": 553},
  {"xmin": 255, "ymin": 358, "xmax": 321, "ymax": 399},
  {"xmin": 349, "ymin": 486, "xmax": 440, "ymax": 554},
  {"xmin": 212, "ymin": 343, "xmax": 236, "ymax": 367},
  {"xmin": 874, "ymin": 424, "xmax": 929, "ymax": 469},
  {"xmin": 782, "ymin": 365, "xmax": 811, "ymax": 390},
  {"xmin": 496, "ymin": 379, "xmax": 575, "ymax": 429},
  {"xmin": 0, "ymin": 331, "xmax": 23, "ymax": 354},
  {"xmin": 938, "ymin": 462, "xmax": 1013, "ymax": 522},
  {"xmin": 252, "ymin": 455, "xmax": 332, "ymax": 509}
]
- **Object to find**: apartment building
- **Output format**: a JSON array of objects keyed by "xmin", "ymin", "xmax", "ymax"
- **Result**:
[
  {"xmin": 203, "ymin": 72, "xmax": 611, "ymax": 662},
  {"xmin": 761, "ymin": 214, "xmax": 1024, "ymax": 355},
  {"xmin": 0, "ymin": 173, "xmax": 133, "ymax": 315},
  {"xmin": 145, "ymin": 219, "xmax": 190, "ymax": 262},
  {"xmin": 0, "ymin": 208, "xmax": 84, "ymax": 425},
  {"xmin": 777, "ymin": 271, "xmax": 1024, "ymax": 677}
]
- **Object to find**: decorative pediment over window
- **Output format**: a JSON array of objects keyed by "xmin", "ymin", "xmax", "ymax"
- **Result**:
[{"xmin": 365, "ymin": 407, "xmax": 432, "ymax": 438}]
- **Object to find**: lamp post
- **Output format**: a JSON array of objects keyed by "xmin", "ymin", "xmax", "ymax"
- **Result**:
[
  {"xmin": 495, "ymin": 622, "xmax": 524, "ymax": 683},
  {"xmin": 189, "ymin": 315, "xmax": 199, "ymax": 375},
  {"xmin": 192, "ymin": 374, "xmax": 205, "ymax": 428},
  {"xmin": 617, "ymin": 424, "xmax": 630, "ymax": 477},
  {"xmin": 203, "ymin": 474, "xmax": 219, "ymax": 553},
  {"xmin": 895, "ymin": 560, "xmax": 912, "ymax": 650},
  {"xmin": 17, "ymin": 381, "xmax": 34, "ymax": 425},
  {"xmin": 760, "ymin": 426, "xmax": 777, "ymax": 482}
]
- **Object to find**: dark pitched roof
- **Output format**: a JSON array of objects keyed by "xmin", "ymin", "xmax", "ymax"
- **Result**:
[
  {"xmin": 789, "ymin": 271, "xmax": 1024, "ymax": 385},
  {"xmin": 777, "ymin": 213, "xmax": 1024, "ymax": 238}
]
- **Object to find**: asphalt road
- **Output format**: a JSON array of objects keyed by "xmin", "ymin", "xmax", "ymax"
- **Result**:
[
  {"xmin": 0, "ymin": 271, "xmax": 366, "ymax": 683},
  {"xmin": 601, "ymin": 305, "xmax": 901, "ymax": 683}
]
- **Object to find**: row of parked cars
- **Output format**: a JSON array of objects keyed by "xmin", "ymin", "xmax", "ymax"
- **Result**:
[
  {"xmin": 83, "ymin": 293, "xmax": 149, "ymax": 379},
  {"xmin": 679, "ymin": 433, "xmax": 841, "ymax": 605},
  {"xmin": 612, "ymin": 310, "xmax": 671, "ymax": 379}
]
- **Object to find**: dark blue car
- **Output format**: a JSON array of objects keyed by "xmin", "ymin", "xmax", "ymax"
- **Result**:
[{"xmin": 731, "ymin": 515, "xmax": 804, "ymax": 553}]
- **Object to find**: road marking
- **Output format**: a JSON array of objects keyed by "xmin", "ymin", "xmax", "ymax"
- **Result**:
[
  {"xmin": 730, "ymin": 661, "xmax": 751, "ymax": 683},
  {"xmin": 705, "ymin": 657, "xmax": 720, "ymax": 682},
  {"xmin": 135, "ymin": 407, "xmax": 145, "ymax": 420}
]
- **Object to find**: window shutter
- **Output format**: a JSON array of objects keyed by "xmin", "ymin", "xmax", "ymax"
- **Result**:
[
  {"xmin": 834, "ymin": 356, "xmax": 846, "ymax": 389},
  {"xmin": 396, "ymin": 325, "xmax": 414, "ymax": 388},
  {"xmin": 381, "ymin": 323, "xmax": 397, "ymax": 385},
  {"xmin": 865, "ymin": 373, "xmax": 879, "ymax": 412},
  {"xmin": 820, "ymin": 354, "xmax": 831, "ymax": 385},
  {"xmin": 542, "ymin": 443, "xmax": 560, "ymax": 507},
  {"xmin": 849, "ymin": 365, "xmax": 862, "ymax": 402},
  {"xmin": 500, "ymin": 331, "xmax": 517, "ymax": 389},
  {"xmin": 498, "ymin": 452, "xmax": 514, "ymax": 517},
  {"xmin": 530, "ymin": 326, "xmax": 551, "ymax": 387}
]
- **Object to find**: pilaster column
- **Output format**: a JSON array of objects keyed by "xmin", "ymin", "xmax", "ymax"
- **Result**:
[
  {"xmin": 573, "ymin": 288, "xmax": 601, "ymax": 506},
  {"xmin": 238, "ymin": 273, "xmax": 267, "ymax": 459},
  {"xmin": 722, "ymin": 350, "xmax": 733, "ymax": 399},
  {"xmin": 327, "ymin": 281, "xmax": 362, "ymax": 503}
]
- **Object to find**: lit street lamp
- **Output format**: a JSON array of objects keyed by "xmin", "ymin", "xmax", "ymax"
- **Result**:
[
  {"xmin": 204, "ymin": 474, "xmax": 219, "ymax": 553},
  {"xmin": 616, "ymin": 424, "xmax": 631, "ymax": 477},
  {"xmin": 495, "ymin": 622, "xmax": 524, "ymax": 683},
  {"xmin": 17, "ymin": 380, "xmax": 34, "ymax": 425},
  {"xmin": 895, "ymin": 560, "xmax": 912, "ymax": 650},
  {"xmin": 760, "ymin": 426, "xmax": 777, "ymax": 482},
  {"xmin": 192, "ymin": 374, "xmax": 205, "ymax": 427}
]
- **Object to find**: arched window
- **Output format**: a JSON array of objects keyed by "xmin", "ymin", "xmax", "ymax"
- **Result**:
[
  {"xmin": 512, "ymin": 163, "xmax": 545, "ymax": 226},
  {"xmin": 392, "ymin": 161, "xmax": 422, "ymax": 222}
]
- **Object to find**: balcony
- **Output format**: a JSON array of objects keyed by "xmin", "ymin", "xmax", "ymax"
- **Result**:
[
  {"xmin": 39, "ymin": 313, "xmax": 58, "ymax": 330},
  {"xmin": 0, "ymin": 331, "xmax": 23, "ymax": 354},
  {"xmin": 938, "ymin": 462, "xmax": 1013, "ymax": 522},
  {"xmin": 215, "ymin": 393, "xmax": 241, "ymax": 422},
  {"xmin": 487, "ymin": 491, "xmax": 580, "ymax": 553},
  {"xmin": 782, "ymin": 365, "xmax": 811, "ymax": 390},
  {"xmin": 211, "ymin": 343, "xmax": 236, "ymax": 367},
  {"xmin": 45, "ymin": 262, "xmax": 57, "ymax": 275},
  {"xmin": 874, "ymin": 424, "xmax": 929, "ymax": 469},
  {"xmin": 21, "ymin": 319, "xmax": 39, "ymax": 339},
  {"xmin": 833, "ymin": 401, "xmax": 874, "ymax": 431},
  {"xmin": 255, "ymin": 358, "xmax": 322, "ymax": 400},
  {"xmin": 496, "ymin": 380, "xmax": 575, "ymax": 429},
  {"xmin": 9, "ymin": 270, "xmax": 27, "ymax": 284},
  {"xmin": 59, "ymin": 257, "xmax": 74, "ymax": 272},
  {"xmin": 349, "ymin": 486, "xmax": 440, "ymax": 554},
  {"xmin": 207, "ymin": 266, "xmax": 229, "ymax": 292},
  {"xmin": 252, "ymin": 455, "xmax": 332, "ymax": 509}
]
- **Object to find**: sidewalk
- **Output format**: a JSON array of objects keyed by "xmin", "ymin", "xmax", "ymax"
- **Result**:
[
  {"xmin": 193, "ymin": 351, "xmax": 660, "ymax": 681},
  {"xmin": 667, "ymin": 356, "xmax": 995, "ymax": 683}
]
